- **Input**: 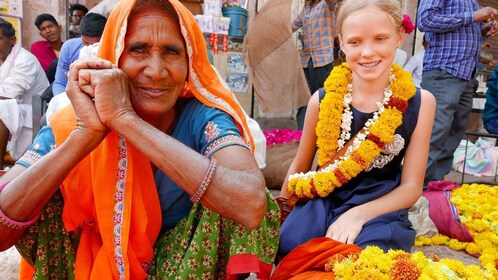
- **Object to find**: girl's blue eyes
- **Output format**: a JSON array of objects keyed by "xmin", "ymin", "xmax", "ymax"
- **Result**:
[{"xmin": 348, "ymin": 37, "xmax": 388, "ymax": 45}]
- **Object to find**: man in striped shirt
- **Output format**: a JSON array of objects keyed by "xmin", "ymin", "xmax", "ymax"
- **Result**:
[
  {"xmin": 292, "ymin": 0, "xmax": 337, "ymax": 130},
  {"xmin": 418, "ymin": 0, "xmax": 498, "ymax": 186}
]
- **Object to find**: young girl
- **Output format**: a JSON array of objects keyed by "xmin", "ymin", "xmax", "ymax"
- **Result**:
[{"xmin": 277, "ymin": 0, "xmax": 435, "ymax": 258}]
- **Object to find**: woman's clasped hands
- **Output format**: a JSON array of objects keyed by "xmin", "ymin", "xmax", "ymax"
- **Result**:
[{"xmin": 66, "ymin": 59, "xmax": 136, "ymax": 142}]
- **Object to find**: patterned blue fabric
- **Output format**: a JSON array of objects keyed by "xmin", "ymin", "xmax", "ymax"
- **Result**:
[
  {"xmin": 279, "ymin": 89, "xmax": 422, "ymax": 258},
  {"xmin": 155, "ymin": 99, "xmax": 249, "ymax": 228},
  {"xmin": 17, "ymin": 126, "xmax": 55, "ymax": 168},
  {"xmin": 52, "ymin": 38, "xmax": 84, "ymax": 95},
  {"xmin": 16, "ymin": 99, "xmax": 249, "ymax": 229},
  {"xmin": 418, "ymin": 0, "xmax": 484, "ymax": 81}
]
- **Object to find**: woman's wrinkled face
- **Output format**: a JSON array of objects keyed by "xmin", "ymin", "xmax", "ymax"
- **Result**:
[{"xmin": 119, "ymin": 7, "xmax": 188, "ymax": 121}]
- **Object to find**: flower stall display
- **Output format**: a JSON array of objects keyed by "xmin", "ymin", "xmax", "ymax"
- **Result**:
[
  {"xmin": 325, "ymin": 246, "xmax": 494, "ymax": 279},
  {"xmin": 271, "ymin": 238, "xmax": 494, "ymax": 279},
  {"xmin": 263, "ymin": 128, "xmax": 302, "ymax": 147},
  {"xmin": 415, "ymin": 183, "xmax": 498, "ymax": 277},
  {"xmin": 261, "ymin": 129, "xmax": 302, "ymax": 189}
]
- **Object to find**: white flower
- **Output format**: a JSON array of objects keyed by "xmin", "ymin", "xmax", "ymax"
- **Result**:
[{"xmin": 382, "ymin": 134, "xmax": 404, "ymax": 155}]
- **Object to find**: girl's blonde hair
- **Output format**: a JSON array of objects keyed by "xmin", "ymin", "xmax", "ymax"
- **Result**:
[{"xmin": 336, "ymin": 0, "xmax": 403, "ymax": 35}]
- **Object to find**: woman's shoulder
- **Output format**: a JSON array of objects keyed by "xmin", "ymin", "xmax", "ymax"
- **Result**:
[
  {"xmin": 181, "ymin": 98, "xmax": 221, "ymax": 115},
  {"xmin": 179, "ymin": 98, "xmax": 235, "ymax": 126}
]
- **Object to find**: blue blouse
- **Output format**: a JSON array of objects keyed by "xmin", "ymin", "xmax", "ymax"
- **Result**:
[{"xmin": 17, "ymin": 99, "xmax": 250, "ymax": 228}]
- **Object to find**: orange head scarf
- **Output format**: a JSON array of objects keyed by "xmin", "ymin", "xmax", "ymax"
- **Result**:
[{"xmin": 48, "ymin": 0, "xmax": 254, "ymax": 279}]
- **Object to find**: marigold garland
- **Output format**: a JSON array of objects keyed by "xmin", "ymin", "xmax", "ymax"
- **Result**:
[
  {"xmin": 324, "ymin": 246, "xmax": 495, "ymax": 279},
  {"xmin": 415, "ymin": 184, "xmax": 498, "ymax": 277},
  {"xmin": 287, "ymin": 63, "xmax": 416, "ymax": 198}
]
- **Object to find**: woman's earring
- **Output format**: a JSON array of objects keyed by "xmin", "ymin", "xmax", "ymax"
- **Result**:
[{"xmin": 180, "ymin": 81, "xmax": 190, "ymax": 97}]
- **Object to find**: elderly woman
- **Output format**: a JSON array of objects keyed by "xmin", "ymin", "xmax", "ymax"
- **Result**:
[{"xmin": 0, "ymin": 0, "xmax": 279, "ymax": 279}]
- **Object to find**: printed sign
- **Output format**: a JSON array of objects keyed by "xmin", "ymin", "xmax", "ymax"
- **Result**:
[{"xmin": 0, "ymin": 0, "xmax": 22, "ymax": 18}]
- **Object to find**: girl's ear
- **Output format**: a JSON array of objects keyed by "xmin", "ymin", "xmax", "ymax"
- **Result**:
[
  {"xmin": 396, "ymin": 30, "xmax": 405, "ymax": 48},
  {"xmin": 338, "ymin": 35, "xmax": 344, "ymax": 50}
]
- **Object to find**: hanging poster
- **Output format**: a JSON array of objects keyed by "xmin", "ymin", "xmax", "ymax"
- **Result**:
[
  {"xmin": 0, "ymin": 0, "xmax": 22, "ymax": 18},
  {"xmin": 0, "ymin": 15, "xmax": 21, "ymax": 44},
  {"xmin": 226, "ymin": 53, "xmax": 248, "ymax": 93}
]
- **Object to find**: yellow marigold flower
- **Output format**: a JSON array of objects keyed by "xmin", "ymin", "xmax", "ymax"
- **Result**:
[
  {"xmin": 414, "ymin": 236, "xmax": 431, "ymax": 246},
  {"xmin": 341, "ymin": 158, "xmax": 363, "ymax": 177},
  {"xmin": 448, "ymin": 239, "xmax": 468, "ymax": 251},
  {"xmin": 359, "ymin": 140, "xmax": 382, "ymax": 161},
  {"xmin": 287, "ymin": 178, "xmax": 297, "ymax": 194},
  {"xmin": 466, "ymin": 243, "xmax": 481, "ymax": 255},
  {"xmin": 314, "ymin": 173, "xmax": 334, "ymax": 197},
  {"xmin": 431, "ymin": 234, "xmax": 450, "ymax": 245},
  {"xmin": 294, "ymin": 180, "xmax": 305, "ymax": 198}
]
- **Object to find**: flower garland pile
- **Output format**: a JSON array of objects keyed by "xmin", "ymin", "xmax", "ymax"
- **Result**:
[
  {"xmin": 263, "ymin": 128, "xmax": 302, "ymax": 147},
  {"xmin": 415, "ymin": 184, "xmax": 498, "ymax": 276},
  {"xmin": 287, "ymin": 63, "xmax": 415, "ymax": 199},
  {"xmin": 324, "ymin": 246, "xmax": 495, "ymax": 279}
]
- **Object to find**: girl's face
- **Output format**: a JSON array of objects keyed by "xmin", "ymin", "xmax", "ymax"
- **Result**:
[{"xmin": 339, "ymin": 7, "xmax": 403, "ymax": 83}]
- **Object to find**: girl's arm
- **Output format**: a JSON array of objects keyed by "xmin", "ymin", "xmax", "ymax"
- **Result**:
[
  {"xmin": 326, "ymin": 89, "xmax": 436, "ymax": 244},
  {"xmin": 279, "ymin": 91, "xmax": 320, "ymax": 199}
]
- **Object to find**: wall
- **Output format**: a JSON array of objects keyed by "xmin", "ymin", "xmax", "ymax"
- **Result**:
[{"xmin": 22, "ymin": 0, "xmax": 66, "ymax": 50}]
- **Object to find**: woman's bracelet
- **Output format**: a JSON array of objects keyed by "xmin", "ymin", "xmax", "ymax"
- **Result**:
[
  {"xmin": 190, "ymin": 158, "xmax": 218, "ymax": 203},
  {"xmin": 0, "ymin": 181, "xmax": 40, "ymax": 230}
]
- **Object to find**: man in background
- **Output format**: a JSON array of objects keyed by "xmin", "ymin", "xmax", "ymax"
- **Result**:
[
  {"xmin": 418, "ymin": 0, "xmax": 498, "ymax": 186},
  {"xmin": 69, "ymin": 4, "xmax": 89, "ymax": 38},
  {"xmin": 292, "ymin": 0, "xmax": 338, "ymax": 130},
  {"xmin": 31, "ymin": 14, "xmax": 63, "ymax": 73},
  {"xmin": 0, "ymin": 18, "xmax": 49, "ymax": 168},
  {"xmin": 52, "ymin": 13, "xmax": 107, "ymax": 96}
]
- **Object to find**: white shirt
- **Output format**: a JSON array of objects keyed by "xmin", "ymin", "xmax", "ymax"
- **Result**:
[
  {"xmin": 0, "ymin": 43, "xmax": 49, "ymax": 159},
  {"xmin": 0, "ymin": 44, "xmax": 48, "ymax": 105},
  {"xmin": 404, "ymin": 50, "xmax": 425, "ymax": 88},
  {"xmin": 393, "ymin": 48, "xmax": 408, "ymax": 67}
]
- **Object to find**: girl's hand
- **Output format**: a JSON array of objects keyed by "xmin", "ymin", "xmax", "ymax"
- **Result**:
[
  {"xmin": 66, "ymin": 59, "xmax": 112, "ymax": 144},
  {"xmin": 77, "ymin": 62, "xmax": 136, "ymax": 131},
  {"xmin": 325, "ymin": 207, "xmax": 365, "ymax": 244}
]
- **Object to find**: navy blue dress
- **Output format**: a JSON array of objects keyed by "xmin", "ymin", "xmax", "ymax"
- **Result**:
[{"xmin": 279, "ymin": 88, "xmax": 421, "ymax": 258}]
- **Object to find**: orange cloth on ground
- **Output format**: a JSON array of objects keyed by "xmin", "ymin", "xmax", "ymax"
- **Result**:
[
  {"xmin": 271, "ymin": 237, "xmax": 361, "ymax": 280},
  {"xmin": 20, "ymin": 0, "xmax": 254, "ymax": 279}
]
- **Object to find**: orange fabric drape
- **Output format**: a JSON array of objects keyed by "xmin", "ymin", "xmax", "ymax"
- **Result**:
[
  {"xmin": 271, "ymin": 238, "xmax": 361, "ymax": 280},
  {"xmin": 19, "ymin": 0, "xmax": 255, "ymax": 279}
]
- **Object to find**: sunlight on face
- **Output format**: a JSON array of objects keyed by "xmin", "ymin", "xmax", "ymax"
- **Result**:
[
  {"xmin": 339, "ymin": 7, "xmax": 403, "ymax": 83},
  {"xmin": 119, "ymin": 7, "xmax": 188, "ymax": 122}
]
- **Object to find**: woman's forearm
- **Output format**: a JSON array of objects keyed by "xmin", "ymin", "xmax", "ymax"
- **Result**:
[
  {"xmin": 111, "ymin": 113, "xmax": 267, "ymax": 228},
  {"xmin": 0, "ymin": 131, "xmax": 103, "ymax": 249}
]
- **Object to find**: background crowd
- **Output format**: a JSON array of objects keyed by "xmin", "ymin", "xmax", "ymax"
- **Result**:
[{"xmin": 0, "ymin": 0, "xmax": 498, "ymax": 278}]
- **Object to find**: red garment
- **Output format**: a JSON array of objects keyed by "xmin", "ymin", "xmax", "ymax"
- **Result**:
[
  {"xmin": 423, "ymin": 180, "xmax": 474, "ymax": 242},
  {"xmin": 271, "ymin": 237, "xmax": 361, "ymax": 280},
  {"xmin": 30, "ymin": 40, "xmax": 57, "ymax": 72}
]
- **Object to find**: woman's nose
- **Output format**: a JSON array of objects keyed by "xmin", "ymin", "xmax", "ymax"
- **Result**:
[{"xmin": 144, "ymin": 55, "xmax": 168, "ymax": 81}]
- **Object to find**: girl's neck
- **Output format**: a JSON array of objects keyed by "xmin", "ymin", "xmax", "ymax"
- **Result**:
[{"xmin": 350, "ymin": 72, "xmax": 391, "ymax": 112}]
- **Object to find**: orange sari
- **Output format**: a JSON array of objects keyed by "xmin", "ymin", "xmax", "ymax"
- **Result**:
[
  {"xmin": 21, "ymin": 0, "xmax": 254, "ymax": 279},
  {"xmin": 271, "ymin": 238, "xmax": 361, "ymax": 280}
]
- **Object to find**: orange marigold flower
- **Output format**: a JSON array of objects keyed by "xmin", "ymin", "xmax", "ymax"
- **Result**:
[
  {"xmin": 389, "ymin": 255, "xmax": 421, "ymax": 280},
  {"xmin": 325, "ymin": 254, "xmax": 347, "ymax": 272}
]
